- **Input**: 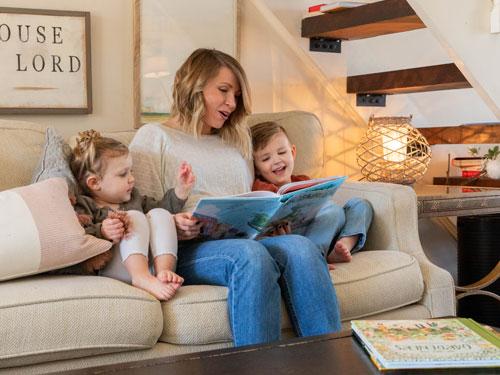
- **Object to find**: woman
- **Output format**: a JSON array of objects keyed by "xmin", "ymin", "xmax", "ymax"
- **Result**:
[{"xmin": 130, "ymin": 48, "xmax": 341, "ymax": 347}]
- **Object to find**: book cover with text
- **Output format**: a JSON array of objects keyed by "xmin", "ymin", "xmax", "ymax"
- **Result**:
[{"xmin": 352, "ymin": 319, "xmax": 500, "ymax": 370}]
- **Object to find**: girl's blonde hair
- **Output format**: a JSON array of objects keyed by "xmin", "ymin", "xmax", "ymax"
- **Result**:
[
  {"xmin": 170, "ymin": 48, "xmax": 252, "ymax": 159},
  {"xmin": 71, "ymin": 129, "xmax": 129, "ymax": 195}
]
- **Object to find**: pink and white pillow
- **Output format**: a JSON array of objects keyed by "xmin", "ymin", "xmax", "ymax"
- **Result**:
[{"xmin": 0, "ymin": 178, "xmax": 112, "ymax": 281}]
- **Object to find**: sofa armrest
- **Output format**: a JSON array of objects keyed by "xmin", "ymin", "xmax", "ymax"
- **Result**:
[{"xmin": 333, "ymin": 181, "xmax": 456, "ymax": 317}]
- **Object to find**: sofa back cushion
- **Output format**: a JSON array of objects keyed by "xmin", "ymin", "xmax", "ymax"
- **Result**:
[
  {"xmin": 0, "ymin": 120, "xmax": 46, "ymax": 191},
  {"xmin": 0, "ymin": 111, "xmax": 324, "ymax": 193}
]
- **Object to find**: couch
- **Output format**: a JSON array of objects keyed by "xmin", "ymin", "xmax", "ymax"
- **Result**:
[{"xmin": 0, "ymin": 111, "xmax": 455, "ymax": 373}]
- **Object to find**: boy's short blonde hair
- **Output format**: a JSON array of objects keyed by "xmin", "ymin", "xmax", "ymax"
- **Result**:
[{"xmin": 250, "ymin": 121, "xmax": 290, "ymax": 152}]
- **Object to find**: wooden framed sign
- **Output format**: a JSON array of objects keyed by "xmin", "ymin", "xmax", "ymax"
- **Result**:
[{"xmin": 0, "ymin": 7, "xmax": 92, "ymax": 114}]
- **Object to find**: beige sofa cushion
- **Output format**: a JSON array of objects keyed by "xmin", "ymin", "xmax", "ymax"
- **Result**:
[
  {"xmin": 0, "ymin": 275, "xmax": 163, "ymax": 368},
  {"xmin": 333, "ymin": 250, "xmax": 424, "ymax": 320},
  {"xmin": 159, "ymin": 250, "xmax": 423, "ymax": 345},
  {"xmin": 0, "ymin": 120, "xmax": 46, "ymax": 191}
]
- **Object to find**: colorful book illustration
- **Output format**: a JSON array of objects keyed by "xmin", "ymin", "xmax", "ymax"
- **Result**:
[
  {"xmin": 351, "ymin": 319, "xmax": 500, "ymax": 371},
  {"xmin": 192, "ymin": 176, "xmax": 347, "ymax": 240}
]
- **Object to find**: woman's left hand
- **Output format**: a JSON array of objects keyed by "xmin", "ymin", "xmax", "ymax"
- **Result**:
[{"xmin": 174, "ymin": 212, "xmax": 202, "ymax": 240}]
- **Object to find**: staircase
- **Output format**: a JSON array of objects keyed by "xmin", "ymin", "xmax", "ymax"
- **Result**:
[{"xmin": 301, "ymin": 0, "xmax": 499, "ymax": 144}]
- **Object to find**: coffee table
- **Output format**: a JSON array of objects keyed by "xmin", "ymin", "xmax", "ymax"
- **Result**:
[{"xmin": 61, "ymin": 331, "xmax": 498, "ymax": 374}]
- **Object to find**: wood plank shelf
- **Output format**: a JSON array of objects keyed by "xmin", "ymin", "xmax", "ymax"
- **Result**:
[
  {"xmin": 419, "ymin": 123, "xmax": 500, "ymax": 145},
  {"xmin": 346, "ymin": 63, "xmax": 471, "ymax": 95},
  {"xmin": 433, "ymin": 177, "xmax": 500, "ymax": 188},
  {"xmin": 301, "ymin": 0, "xmax": 425, "ymax": 40}
]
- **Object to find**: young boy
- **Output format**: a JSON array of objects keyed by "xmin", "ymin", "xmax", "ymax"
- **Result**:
[{"xmin": 251, "ymin": 121, "xmax": 373, "ymax": 269}]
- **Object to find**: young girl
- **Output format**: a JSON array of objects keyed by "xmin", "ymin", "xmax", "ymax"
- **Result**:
[
  {"xmin": 130, "ymin": 48, "xmax": 342, "ymax": 347},
  {"xmin": 251, "ymin": 121, "xmax": 374, "ymax": 269},
  {"xmin": 71, "ymin": 130, "xmax": 195, "ymax": 301}
]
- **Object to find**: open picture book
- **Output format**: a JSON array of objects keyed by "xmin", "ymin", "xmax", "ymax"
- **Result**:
[
  {"xmin": 351, "ymin": 318, "xmax": 500, "ymax": 371},
  {"xmin": 192, "ymin": 176, "xmax": 347, "ymax": 240}
]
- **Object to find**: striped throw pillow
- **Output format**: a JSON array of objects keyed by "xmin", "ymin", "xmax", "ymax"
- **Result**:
[{"xmin": 0, "ymin": 178, "xmax": 112, "ymax": 281}]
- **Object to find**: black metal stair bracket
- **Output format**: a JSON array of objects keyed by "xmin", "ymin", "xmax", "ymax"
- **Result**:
[
  {"xmin": 356, "ymin": 93, "xmax": 386, "ymax": 107},
  {"xmin": 309, "ymin": 37, "xmax": 341, "ymax": 53}
]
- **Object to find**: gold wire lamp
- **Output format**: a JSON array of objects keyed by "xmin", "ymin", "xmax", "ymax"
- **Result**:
[{"xmin": 356, "ymin": 115, "xmax": 431, "ymax": 184}]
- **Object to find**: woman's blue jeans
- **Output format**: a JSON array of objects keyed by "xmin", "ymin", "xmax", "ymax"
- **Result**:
[{"xmin": 176, "ymin": 234, "xmax": 341, "ymax": 347}]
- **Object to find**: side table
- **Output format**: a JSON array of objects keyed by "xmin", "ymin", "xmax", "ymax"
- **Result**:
[
  {"xmin": 414, "ymin": 185, "xmax": 500, "ymax": 327},
  {"xmin": 433, "ymin": 176, "xmax": 500, "ymax": 188}
]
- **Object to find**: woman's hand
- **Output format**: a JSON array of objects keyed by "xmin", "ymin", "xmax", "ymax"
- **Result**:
[
  {"xmin": 175, "ymin": 161, "xmax": 196, "ymax": 200},
  {"xmin": 174, "ymin": 212, "xmax": 202, "ymax": 240}
]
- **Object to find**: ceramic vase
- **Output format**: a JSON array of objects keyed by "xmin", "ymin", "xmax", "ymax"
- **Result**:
[{"xmin": 485, "ymin": 159, "xmax": 500, "ymax": 179}]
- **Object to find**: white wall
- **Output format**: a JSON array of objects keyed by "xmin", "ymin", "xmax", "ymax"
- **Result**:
[
  {"xmin": 409, "ymin": 0, "xmax": 500, "ymax": 119},
  {"xmin": 240, "ymin": 0, "xmax": 500, "ymax": 182},
  {"xmin": 408, "ymin": 0, "xmax": 500, "ymax": 182},
  {"xmin": 344, "ymin": 0, "xmax": 500, "ymax": 183},
  {"xmin": 240, "ymin": 0, "xmax": 367, "ymax": 178},
  {"xmin": 0, "ymin": 0, "xmax": 134, "ymax": 137}
]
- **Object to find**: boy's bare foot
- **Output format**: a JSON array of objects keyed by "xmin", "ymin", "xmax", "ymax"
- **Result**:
[
  {"xmin": 157, "ymin": 270, "xmax": 184, "ymax": 291},
  {"xmin": 132, "ymin": 274, "xmax": 178, "ymax": 301},
  {"xmin": 327, "ymin": 235, "xmax": 358, "ymax": 265}
]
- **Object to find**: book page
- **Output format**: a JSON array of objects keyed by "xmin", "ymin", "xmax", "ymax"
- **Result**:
[
  {"xmin": 277, "ymin": 176, "xmax": 342, "ymax": 195},
  {"xmin": 202, "ymin": 191, "xmax": 278, "ymax": 199},
  {"xmin": 193, "ymin": 196, "xmax": 281, "ymax": 240}
]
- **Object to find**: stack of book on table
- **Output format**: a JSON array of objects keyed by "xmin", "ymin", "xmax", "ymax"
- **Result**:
[
  {"xmin": 352, "ymin": 318, "xmax": 500, "ymax": 371},
  {"xmin": 305, "ymin": 1, "xmax": 365, "ymax": 18},
  {"xmin": 451, "ymin": 157, "xmax": 486, "ymax": 178}
]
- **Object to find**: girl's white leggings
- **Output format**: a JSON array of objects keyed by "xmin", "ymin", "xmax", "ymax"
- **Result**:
[{"xmin": 100, "ymin": 208, "xmax": 177, "ymax": 283}]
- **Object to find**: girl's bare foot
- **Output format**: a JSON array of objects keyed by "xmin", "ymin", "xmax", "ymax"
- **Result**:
[
  {"xmin": 157, "ymin": 270, "xmax": 184, "ymax": 290},
  {"xmin": 327, "ymin": 235, "xmax": 358, "ymax": 265},
  {"xmin": 132, "ymin": 274, "xmax": 178, "ymax": 301}
]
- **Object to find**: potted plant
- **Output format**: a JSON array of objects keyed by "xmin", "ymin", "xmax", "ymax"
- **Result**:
[{"xmin": 484, "ymin": 145, "xmax": 500, "ymax": 179}]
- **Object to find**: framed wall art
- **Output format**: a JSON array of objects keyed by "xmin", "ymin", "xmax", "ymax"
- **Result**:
[
  {"xmin": 0, "ymin": 7, "xmax": 92, "ymax": 114},
  {"xmin": 133, "ymin": 0, "xmax": 238, "ymax": 127}
]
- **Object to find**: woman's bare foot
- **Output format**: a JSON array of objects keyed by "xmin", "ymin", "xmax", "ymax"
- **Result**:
[
  {"xmin": 157, "ymin": 270, "xmax": 184, "ymax": 291},
  {"xmin": 327, "ymin": 235, "xmax": 358, "ymax": 265},
  {"xmin": 132, "ymin": 273, "xmax": 178, "ymax": 301}
]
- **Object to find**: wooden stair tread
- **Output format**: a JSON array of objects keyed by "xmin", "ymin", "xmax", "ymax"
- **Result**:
[
  {"xmin": 346, "ymin": 63, "xmax": 471, "ymax": 95},
  {"xmin": 419, "ymin": 123, "xmax": 500, "ymax": 145},
  {"xmin": 301, "ymin": 0, "xmax": 425, "ymax": 40}
]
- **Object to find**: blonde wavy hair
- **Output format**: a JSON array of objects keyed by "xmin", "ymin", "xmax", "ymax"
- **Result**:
[
  {"xmin": 70, "ymin": 129, "xmax": 129, "ymax": 195},
  {"xmin": 170, "ymin": 48, "xmax": 252, "ymax": 159}
]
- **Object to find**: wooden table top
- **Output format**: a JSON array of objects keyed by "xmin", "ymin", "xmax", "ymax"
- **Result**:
[
  {"xmin": 59, "ymin": 329, "xmax": 500, "ymax": 375},
  {"xmin": 414, "ymin": 184, "xmax": 500, "ymax": 218}
]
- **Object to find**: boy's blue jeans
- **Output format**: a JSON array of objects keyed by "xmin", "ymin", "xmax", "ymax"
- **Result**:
[
  {"xmin": 295, "ymin": 198, "xmax": 374, "ymax": 256},
  {"xmin": 176, "ymin": 235, "xmax": 341, "ymax": 347}
]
